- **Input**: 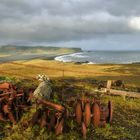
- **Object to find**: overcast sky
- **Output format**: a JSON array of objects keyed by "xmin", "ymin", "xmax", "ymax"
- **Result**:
[{"xmin": 0, "ymin": 0, "xmax": 140, "ymax": 50}]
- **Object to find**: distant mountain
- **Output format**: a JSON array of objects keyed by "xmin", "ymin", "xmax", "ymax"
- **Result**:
[{"xmin": 0, "ymin": 45, "xmax": 82, "ymax": 55}]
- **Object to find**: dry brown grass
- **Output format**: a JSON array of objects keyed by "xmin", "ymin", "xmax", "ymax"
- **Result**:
[{"xmin": 0, "ymin": 59, "xmax": 140, "ymax": 87}]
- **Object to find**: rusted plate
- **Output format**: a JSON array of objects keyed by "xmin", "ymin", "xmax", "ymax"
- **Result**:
[
  {"xmin": 55, "ymin": 118, "xmax": 64, "ymax": 135},
  {"xmin": 107, "ymin": 101, "xmax": 113, "ymax": 124},
  {"xmin": 75, "ymin": 102, "xmax": 82, "ymax": 124},
  {"xmin": 82, "ymin": 122, "xmax": 87, "ymax": 139},
  {"xmin": 100, "ymin": 105, "xmax": 108, "ymax": 121},
  {"xmin": 92, "ymin": 103, "xmax": 100, "ymax": 127},
  {"xmin": 84, "ymin": 103, "xmax": 91, "ymax": 127},
  {"xmin": 100, "ymin": 103, "xmax": 107, "ymax": 128},
  {"xmin": 0, "ymin": 82, "xmax": 11, "ymax": 90}
]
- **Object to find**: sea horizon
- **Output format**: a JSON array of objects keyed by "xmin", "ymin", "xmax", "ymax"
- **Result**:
[{"xmin": 55, "ymin": 50, "xmax": 140, "ymax": 64}]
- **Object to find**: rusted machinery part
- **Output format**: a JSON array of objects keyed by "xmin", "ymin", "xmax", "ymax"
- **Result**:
[
  {"xmin": 55, "ymin": 112, "xmax": 63, "ymax": 119},
  {"xmin": 55, "ymin": 118, "xmax": 64, "ymax": 135},
  {"xmin": 3, "ymin": 104, "xmax": 11, "ymax": 114},
  {"xmin": 75, "ymin": 102, "xmax": 82, "ymax": 124},
  {"xmin": 16, "ymin": 105, "xmax": 32, "ymax": 111},
  {"xmin": 48, "ymin": 115, "xmax": 56, "ymax": 131},
  {"xmin": 30, "ymin": 109, "xmax": 41, "ymax": 127},
  {"xmin": 100, "ymin": 105, "xmax": 108, "ymax": 127},
  {"xmin": 27, "ymin": 91, "xmax": 34, "ymax": 102},
  {"xmin": 82, "ymin": 122, "xmax": 87, "ymax": 139},
  {"xmin": 16, "ymin": 88, "xmax": 24, "ymax": 94},
  {"xmin": 39, "ymin": 99, "xmax": 65, "ymax": 112},
  {"xmin": 0, "ymin": 92, "xmax": 13, "ymax": 97},
  {"xmin": 0, "ymin": 82, "xmax": 12, "ymax": 90},
  {"xmin": 40, "ymin": 112, "xmax": 47, "ymax": 128},
  {"xmin": 40, "ymin": 117, "xmax": 47, "ymax": 128},
  {"xmin": 92, "ymin": 103, "xmax": 100, "ymax": 127},
  {"xmin": 84, "ymin": 103, "xmax": 91, "ymax": 127},
  {"xmin": 0, "ymin": 92, "xmax": 24, "ymax": 100},
  {"xmin": 81, "ymin": 96, "xmax": 85, "ymax": 110},
  {"xmin": 9, "ymin": 93, "xmax": 24, "ymax": 101},
  {"xmin": 107, "ymin": 101, "xmax": 113, "ymax": 124},
  {"xmin": 8, "ymin": 112, "xmax": 17, "ymax": 124},
  {"xmin": 9, "ymin": 92, "xmax": 17, "ymax": 99}
]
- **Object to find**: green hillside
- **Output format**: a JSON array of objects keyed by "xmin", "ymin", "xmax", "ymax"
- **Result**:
[{"xmin": 0, "ymin": 45, "xmax": 82, "ymax": 55}]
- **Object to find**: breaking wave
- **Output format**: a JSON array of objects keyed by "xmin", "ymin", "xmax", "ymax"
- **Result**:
[{"xmin": 54, "ymin": 51, "xmax": 140, "ymax": 64}]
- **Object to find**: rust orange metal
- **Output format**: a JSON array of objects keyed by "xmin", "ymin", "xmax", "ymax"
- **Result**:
[
  {"xmin": 92, "ymin": 103, "xmax": 100, "ymax": 127},
  {"xmin": 3, "ymin": 104, "xmax": 10, "ymax": 114},
  {"xmin": 40, "ymin": 112, "xmax": 47, "ymax": 128},
  {"xmin": 30, "ymin": 109, "xmax": 41, "ymax": 126},
  {"xmin": 82, "ymin": 122, "xmax": 87, "ymax": 139},
  {"xmin": 0, "ymin": 82, "xmax": 113, "ymax": 138},
  {"xmin": 39, "ymin": 99, "xmax": 65, "ymax": 112},
  {"xmin": 55, "ymin": 118, "xmax": 64, "ymax": 135},
  {"xmin": 75, "ymin": 102, "xmax": 82, "ymax": 124},
  {"xmin": 84, "ymin": 103, "xmax": 91, "ymax": 127},
  {"xmin": 0, "ymin": 82, "xmax": 11, "ymax": 90}
]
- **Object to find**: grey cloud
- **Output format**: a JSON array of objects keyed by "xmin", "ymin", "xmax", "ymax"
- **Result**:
[
  {"xmin": 0, "ymin": 13, "xmax": 132, "ymax": 42},
  {"xmin": 0, "ymin": 0, "xmax": 140, "ymax": 47}
]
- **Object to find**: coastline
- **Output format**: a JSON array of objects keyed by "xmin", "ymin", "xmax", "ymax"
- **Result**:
[
  {"xmin": 1, "ymin": 48, "xmax": 140, "ymax": 65},
  {"xmin": 0, "ymin": 50, "xmax": 83, "ymax": 64},
  {"xmin": 0, "ymin": 45, "xmax": 82, "ymax": 63},
  {"xmin": 54, "ymin": 51, "xmax": 140, "ymax": 64}
]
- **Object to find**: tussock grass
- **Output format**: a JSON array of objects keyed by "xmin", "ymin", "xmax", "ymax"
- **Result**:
[
  {"xmin": 0, "ymin": 59, "xmax": 140, "ymax": 139},
  {"xmin": 0, "ymin": 59, "xmax": 140, "ymax": 87}
]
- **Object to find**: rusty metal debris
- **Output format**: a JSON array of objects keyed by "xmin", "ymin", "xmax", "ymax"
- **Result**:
[
  {"xmin": 92, "ymin": 103, "xmax": 101, "ymax": 127},
  {"xmin": 75, "ymin": 101, "xmax": 82, "ymax": 124},
  {"xmin": 82, "ymin": 122, "xmax": 87, "ymax": 139},
  {"xmin": 84, "ymin": 102, "xmax": 91, "ymax": 127},
  {"xmin": 0, "ymin": 82, "xmax": 113, "ymax": 138},
  {"xmin": 0, "ymin": 82, "xmax": 32, "ymax": 124}
]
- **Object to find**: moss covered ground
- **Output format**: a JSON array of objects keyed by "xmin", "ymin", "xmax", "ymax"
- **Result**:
[{"xmin": 0, "ymin": 60, "xmax": 140, "ymax": 139}]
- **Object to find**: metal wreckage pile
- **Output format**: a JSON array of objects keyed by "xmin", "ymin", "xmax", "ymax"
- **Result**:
[{"xmin": 0, "ymin": 75, "xmax": 113, "ymax": 139}]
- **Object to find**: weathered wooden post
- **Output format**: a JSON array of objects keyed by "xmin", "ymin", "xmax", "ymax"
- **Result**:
[{"xmin": 106, "ymin": 80, "xmax": 112, "ymax": 92}]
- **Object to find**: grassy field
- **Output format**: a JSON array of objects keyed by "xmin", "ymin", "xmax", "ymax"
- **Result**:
[
  {"xmin": 0, "ymin": 59, "xmax": 140, "ymax": 87},
  {"xmin": 0, "ymin": 45, "xmax": 81, "ymax": 55},
  {"xmin": 0, "ymin": 59, "xmax": 140, "ymax": 140}
]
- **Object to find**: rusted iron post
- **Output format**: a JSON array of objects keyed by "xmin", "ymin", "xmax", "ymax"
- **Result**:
[{"xmin": 39, "ymin": 99, "xmax": 65, "ymax": 112}]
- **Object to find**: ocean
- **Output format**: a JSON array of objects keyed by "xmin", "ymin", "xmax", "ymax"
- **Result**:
[{"xmin": 55, "ymin": 51, "xmax": 140, "ymax": 64}]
